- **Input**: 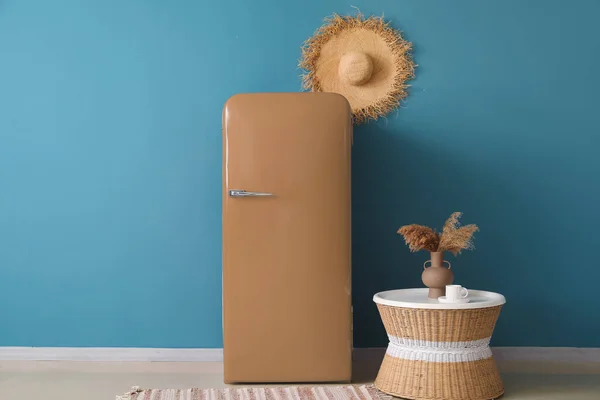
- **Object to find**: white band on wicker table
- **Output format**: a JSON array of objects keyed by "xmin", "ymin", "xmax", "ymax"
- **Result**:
[{"xmin": 386, "ymin": 335, "xmax": 492, "ymax": 363}]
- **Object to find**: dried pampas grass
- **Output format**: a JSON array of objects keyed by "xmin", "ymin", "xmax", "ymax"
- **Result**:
[
  {"xmin": 397, "ymin": 225, "xmax": 440, "ymax": 252},
  {"xmin": 299, "ymin": 13, "xmax": 415, "ymax": 124},
  {"xmin": 438, "ymin": 212, "xmax": 479, "ymax": 255},
  {"xmin": 397, "ymin": 213, "xmax": 479, "ymax": 255}
]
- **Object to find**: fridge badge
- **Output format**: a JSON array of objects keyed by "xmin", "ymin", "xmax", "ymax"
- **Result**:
[{"xmin": 299, "ymin": 12, "xmax": 415, "ymax": 124}]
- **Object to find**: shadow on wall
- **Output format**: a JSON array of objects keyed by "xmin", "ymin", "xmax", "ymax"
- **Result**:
[{"xmin": 350, "ymin": 122, "xmax": 558, "ymax": 348}]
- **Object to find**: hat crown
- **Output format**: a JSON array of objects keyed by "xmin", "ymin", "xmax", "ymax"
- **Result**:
[{"xmin": 338, "ymin": 51, "xmax": 373, "ymax": 86}]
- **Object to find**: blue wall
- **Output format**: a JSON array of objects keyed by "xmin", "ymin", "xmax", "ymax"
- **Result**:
[{"xmin": 1, "ymin": 0, "xmax": 599, "ymax": 348}]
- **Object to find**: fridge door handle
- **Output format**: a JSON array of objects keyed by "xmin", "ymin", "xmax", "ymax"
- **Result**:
[{"xmin": 229, "ymin": 189, "xmax": 274, "ymax": 197}]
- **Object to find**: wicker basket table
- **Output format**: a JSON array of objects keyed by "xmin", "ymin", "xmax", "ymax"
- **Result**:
[{"xmin": 373, "ymin": 289, "xmax": 506, "ymax": 400}]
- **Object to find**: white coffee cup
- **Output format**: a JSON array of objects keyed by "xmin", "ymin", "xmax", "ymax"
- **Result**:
[{"xmin": 446, "ymin": 285, "xmax": 469, "ymax": 302}]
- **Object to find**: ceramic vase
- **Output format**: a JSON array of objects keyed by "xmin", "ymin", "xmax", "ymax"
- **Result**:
[{"xmin": 421, "ymin": 251, "xmax": 454, "ymax": 298}]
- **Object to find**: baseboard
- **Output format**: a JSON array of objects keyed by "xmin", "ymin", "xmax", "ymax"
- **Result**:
[
  {"xmin": 0, "ymin": 346, "xmax": 598, "ymax": 362},
  {"xmin": 0, "ymin": 347, "xmax": 223, "ymax": 362},
  {"xmin": 353, "ymin": 347, "xmax": 600, "ymax": 363},
  {"xmin": 491, "ymin": 347, "xmax": 600, "ymax": 362}
]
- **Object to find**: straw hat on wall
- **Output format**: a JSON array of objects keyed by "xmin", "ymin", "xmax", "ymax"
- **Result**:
[{"xmin": 300, "ymin": 13, "xmax": 415, "ymax": 124}]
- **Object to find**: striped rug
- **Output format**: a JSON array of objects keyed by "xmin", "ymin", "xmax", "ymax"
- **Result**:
[{"xmin": 116, "ymin": 385, "xmax": 390, "ymax": 400}]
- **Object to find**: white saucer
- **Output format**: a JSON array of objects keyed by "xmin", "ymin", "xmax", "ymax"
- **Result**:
[{"xmin": 438, "ymin": 296, "xmax": 470, "ymax": 304}]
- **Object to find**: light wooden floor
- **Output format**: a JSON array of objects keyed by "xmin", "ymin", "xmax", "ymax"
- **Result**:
[{"xmin": 1, "ymin": 358, "xmax": 600, "ymax": 399}]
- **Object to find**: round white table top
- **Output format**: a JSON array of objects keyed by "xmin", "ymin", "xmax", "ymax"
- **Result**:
[{"xmin": 373, "ymin": 288, "xmax": 506, "ymax": 310}]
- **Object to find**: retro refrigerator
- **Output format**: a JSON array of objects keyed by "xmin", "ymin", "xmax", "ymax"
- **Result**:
[{"xmin": 222, "ymin": 93, "xmax": 353, "ymax": 383}]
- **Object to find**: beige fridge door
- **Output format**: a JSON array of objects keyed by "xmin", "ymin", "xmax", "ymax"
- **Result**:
[{"xmin": 222, "ymin": 93, "xmax": 352, "ymax": 383}]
